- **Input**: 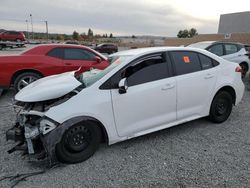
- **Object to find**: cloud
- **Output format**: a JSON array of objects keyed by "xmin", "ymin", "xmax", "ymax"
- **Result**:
[{"xmin": 0, "ymin": 0, "xmax": 218, "ymax": 36}]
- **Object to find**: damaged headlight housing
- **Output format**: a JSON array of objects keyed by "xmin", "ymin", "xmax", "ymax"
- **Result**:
[{"xmin": 39, "ymin": 117, "xmax": 58, "ymax": 135}]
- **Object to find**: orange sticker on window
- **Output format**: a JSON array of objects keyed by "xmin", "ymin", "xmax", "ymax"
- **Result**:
[{"xmin": 183, "ymin": 56, "xmax": 190, "ymax": 63}]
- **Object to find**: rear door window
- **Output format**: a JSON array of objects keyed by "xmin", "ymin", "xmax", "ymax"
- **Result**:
[
  {"xmin": 198, "ymin": 54, "xmax": 214, "ymax": 70},
  {"xmin": 64, "ymin": 48, "xmax": 95, "ymax": 60},
  {"xmin": 224, "ymin": 44, "xmax": 239, "ymax": 55},
  {"xmin": 170, "ymin": 51, "xmax": 201, "ymax": 75},
  {"xmin": 207, "ymin": 44, "xmax": 224, "ymax": 56}
]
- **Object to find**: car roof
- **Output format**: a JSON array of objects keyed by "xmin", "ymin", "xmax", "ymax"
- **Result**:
[
  {"xmin": 214, "ymin": 41, "xmax": 244, "ymax": 45},
  {"xmin": 98, "ymin": 43, "xmax": 116, "ymax": 46},
  {"xmin": 110, "ymin": 47, "xmax": 169, "ymax": 56},
  {"xmin": 187, "ymin": 41, "xmax": 216, "ymax": 49},
  {"xmin": 110, "ymin": 46, "xmax": 214, "ymax": 59}
]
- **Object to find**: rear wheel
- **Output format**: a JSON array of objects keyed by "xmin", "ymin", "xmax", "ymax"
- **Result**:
[
  {"xmin": 14, "ymin": 72, "xmax": 41, "ymax": 92},
  {"xmin": 56, "ymin": 121, "xmax": 101, "ymax": 164},
  {"xmin": 209, "ymin": 91, "xmax": 233, "ymax": 123}
]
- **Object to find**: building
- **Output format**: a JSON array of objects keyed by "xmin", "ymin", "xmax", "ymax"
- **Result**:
[{"xmin": 218, "ymin": 11, "xmax": 250, "ymax": 34}]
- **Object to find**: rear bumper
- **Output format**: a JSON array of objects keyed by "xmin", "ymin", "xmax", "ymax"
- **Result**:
[{"xmin": 235, "ymin": 80, "xmax": 245, "ymax": 105}]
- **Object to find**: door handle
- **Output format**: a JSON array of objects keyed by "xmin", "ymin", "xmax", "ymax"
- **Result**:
[
  {"xmin": 162, "ymin": 83, "xmax": 175, "ymax": 91},
  {"xmin": 204, "ymin": 73, "xmax": 214, "ymax": 79}
]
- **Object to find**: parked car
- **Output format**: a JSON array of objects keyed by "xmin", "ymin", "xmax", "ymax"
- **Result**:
[
  {"xmin": 0, "ymin": 30, "xmax": 26, "ymax": 42},
  {"xmin": 94, "ymin": 43, "xmax": 118, "ymax": 54},
  {"xmin": 6, "ymin": 47, "xmax": 244, "ymax": 164},
  {"xmin": 0, "ymin": 44, "xmax": 109, "ymax": 92},
  {"xmin": 64, "ymin": 40, "xmax": 79, "ymax": 45},
  {"xmin": 188, "ymin": 41, "xmax": 250, "ymax": 76}
]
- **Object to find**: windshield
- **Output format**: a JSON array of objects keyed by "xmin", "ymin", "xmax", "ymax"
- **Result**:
[{"xmin": 79, "ymin": 55, "xmax": 131, "ymax": 87}]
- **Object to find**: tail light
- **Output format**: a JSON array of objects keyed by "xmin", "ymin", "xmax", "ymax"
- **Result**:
[{"xmin": 235, "ymin": 66, "xmax": 242, "ymax": 73}]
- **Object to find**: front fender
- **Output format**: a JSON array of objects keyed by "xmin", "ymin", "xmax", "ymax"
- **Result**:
[{"xmin": 41, "ymin": 116, "xmax": 103, "ymax": 164}]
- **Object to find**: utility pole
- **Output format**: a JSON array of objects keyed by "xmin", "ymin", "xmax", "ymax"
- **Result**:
[
  {"xmin": 45, "ymin": 21, "xmax": 49, "ymax": 42},
  {"xmin": 30, "ymin": 14, "xmax": 34, "ymax": 40},
  {"xmin": 25, "ymin": 20, "xmax": 29, "ymax": 40}
]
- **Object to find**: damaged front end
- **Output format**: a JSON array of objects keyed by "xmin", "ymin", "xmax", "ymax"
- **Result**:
[{"xmin": 6, "ymin": 90, "xmax": 79, "ymax": 163}]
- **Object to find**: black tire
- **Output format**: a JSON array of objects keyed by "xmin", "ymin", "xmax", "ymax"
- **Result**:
[
  {"xmin": 240, "ymin": 63, "xmax": 248, "ymax": 78},
  {"xmin": 56, "ymin": 121, "xmax": 101, "ymax": 164},
  {"xmin": 14, "ymin": 72, "xmax": 41, "ymax": 92},
  {"xmin": 209, "ymin": 91, "xmax": 233, "ymax": 123}
]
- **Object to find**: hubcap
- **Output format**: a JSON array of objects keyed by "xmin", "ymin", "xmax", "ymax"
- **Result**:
[
  {"xmin": 17, "ymin": 76, "xmax": 38, "ymax": 91},
  {"xmin": 64, "ymin": 126, "xmax": 91, "ymax": 153}
]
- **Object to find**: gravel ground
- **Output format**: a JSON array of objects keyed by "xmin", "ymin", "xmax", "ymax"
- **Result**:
[
  {"xmin": 0, "ymin": 47, "xmax": 250, "ymax": 187},
  {"xmin": 0, "ymin": 88, "xmax": 250, "ymax": 188}
]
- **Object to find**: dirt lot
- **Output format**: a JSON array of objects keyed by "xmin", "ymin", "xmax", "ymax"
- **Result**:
[{"xmin": 0, "ymin": 46, "xmax": 250, "ymax": 187}]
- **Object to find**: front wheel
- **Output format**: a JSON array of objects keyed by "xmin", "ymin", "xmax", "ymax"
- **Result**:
[
  {"xmin": 14, "ymin": 72, "xmax": 41, "ymax": 92},
  {"xmin": 56, "ymin": 121, "xmax": 101, "ymax": 164},
  {"xmin": 209, "ymin": 91, "xmax": 233, "ymax": 123}
]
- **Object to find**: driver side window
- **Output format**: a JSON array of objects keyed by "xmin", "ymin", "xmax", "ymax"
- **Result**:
[{"xmin": 125, "ymin": 56, "xmax": 168, "ymax": 87}]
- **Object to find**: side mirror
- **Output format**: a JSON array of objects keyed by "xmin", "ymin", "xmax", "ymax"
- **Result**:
[
  {"xmin": 95, "ymin": 56, "xmax": 102, "ymax": 64},
  {"xmin": 118, "ymin": 78, "xmax": 128, "ymax": 94}
]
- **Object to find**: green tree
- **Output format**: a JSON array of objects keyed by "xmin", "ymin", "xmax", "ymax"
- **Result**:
[
  {"xmin": 64, "ymin": 34, "xmax": 72, "ymax": 41},
  {"xmin": 72, "ymin": 31, "xmax": 79, "ymax": 40},
  {"xmin": 88, "ymin": 28, "xmax": 93, "ymax": 37},
  {"xmin": 189, "ymin": 28, "xmax": 198, "ymax": 37},
  {"xmin": 109, "ymin": 33, "xmax": 113, "ymax": 38},
  {"xmin": 177, "ymin": 28, "xmax": 198, "ymax": 38},
  {"xmin": 177, "ymin": 29, "xmax": 189, "ymax": 38}
]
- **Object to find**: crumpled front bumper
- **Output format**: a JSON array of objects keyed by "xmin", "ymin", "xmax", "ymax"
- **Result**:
[
  {"xmin": 6, "ymin": 115, "xmax": 95, "ymax": 165},
  {"xmin": 5, "ymin": 120, "xmax": 58, "ymax": 165},
  {"xmin": 6, "ymin": 122, "xmax": 44, "ymax": 157}
]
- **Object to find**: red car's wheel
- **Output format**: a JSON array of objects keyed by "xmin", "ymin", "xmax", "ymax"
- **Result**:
[{"xmin": 14, "ymin": 72, "xmax": 41, "ymax": 92}]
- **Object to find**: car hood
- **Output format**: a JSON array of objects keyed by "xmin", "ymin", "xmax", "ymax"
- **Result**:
[{"xmin": 15, "ymin": 71, "xmax": 82, "ymax": 102}]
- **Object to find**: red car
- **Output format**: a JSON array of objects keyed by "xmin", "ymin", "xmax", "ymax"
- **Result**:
[
  {"xmin": 0, "ymin": 31, "xmax": 26, "ymax": 42},
  {"xmin": 0, "ymin": 44, "xmax": 110, "ymax": 92}
]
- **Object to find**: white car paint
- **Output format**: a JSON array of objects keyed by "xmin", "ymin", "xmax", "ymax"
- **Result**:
[
  {"xmin": 15, "ymin": 71, "xmax": 81, "ymax": 102},
  {"xmin": 222, "ymin": 48, "xmax": 249, "ymax": 65},
  {"xmin": 16, "ymin": 47, "xmax": 245, "ymax": 145},
  {"xmin": 188, "ymin": 41, "xmax": 250, "ymax": 71},
  {"xmin": 187, "ymin": 41, "xmax": 215, "ymax": 49}
]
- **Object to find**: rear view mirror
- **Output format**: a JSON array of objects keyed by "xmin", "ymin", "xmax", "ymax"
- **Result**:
[{"xmin": 118, "ymin": 78, "xmax": 128, "ymax": 94}]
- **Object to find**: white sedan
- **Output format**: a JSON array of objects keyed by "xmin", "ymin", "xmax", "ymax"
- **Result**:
[
  {"xmin": 188, "ymin": 41, "xmax": 250, "ymax": 76},
  {"xmin": 7, "ymin": 47, "xmax": 244, "ymax": 164}
]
